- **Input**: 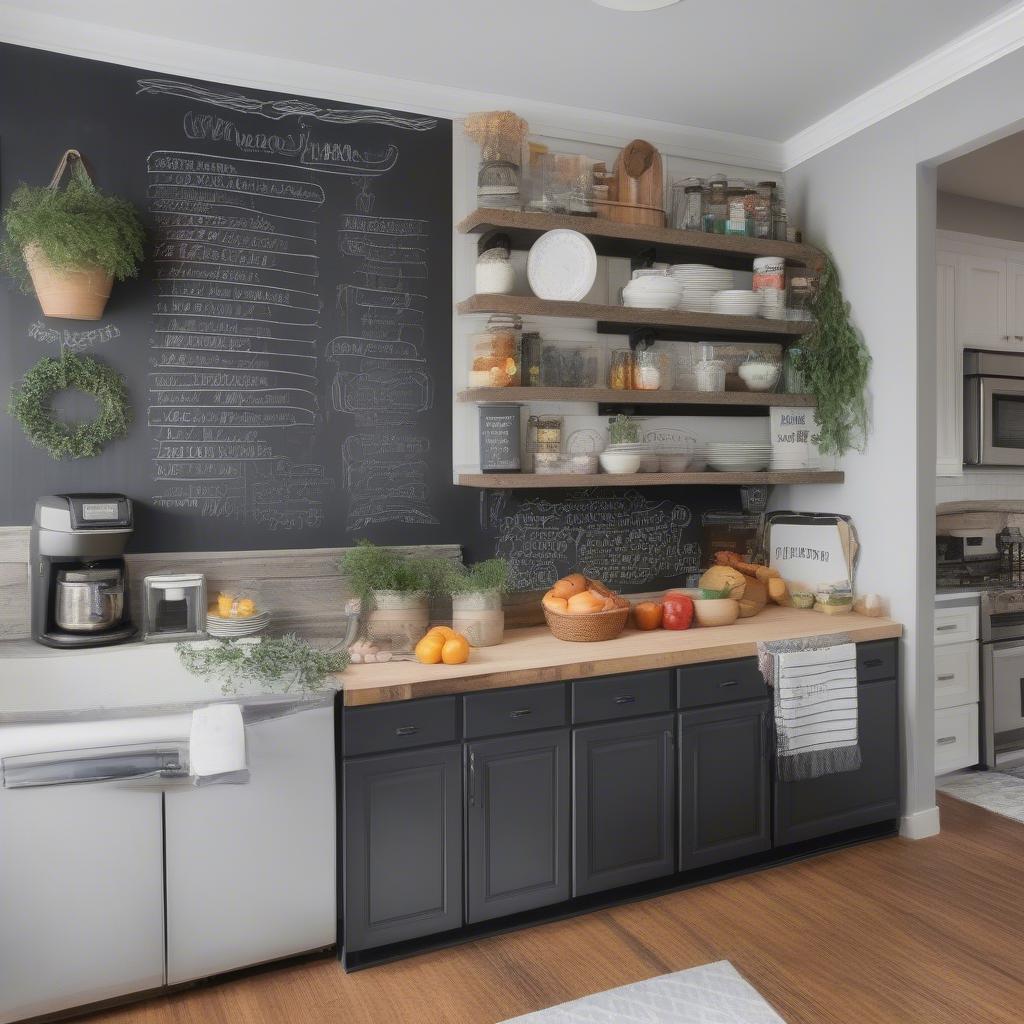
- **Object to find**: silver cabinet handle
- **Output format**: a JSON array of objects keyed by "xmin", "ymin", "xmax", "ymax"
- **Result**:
[
  {"xmin": 937, "ymin": 673, "xmax": 955, "ymax": 682},
  {"xmin": 468, "ymin": 750, "xmax": 476, "ymax": 806},
  {"xmin": 717, "ymin": 680, "xmax": 739, "ymax": 688},
  {"xmin": 509, "ymin": 708, "xmax": 532, "ymax": 719},
  {"xmin": 936, "ymin": 624, "xmax": 957, "ymax": 632},
  {"xmin": 614, "ymin": 695, "xmax": 636, "ymax": 705},
  {"xmin": 394, "ymin": 725, "xmax": 418, "ymax": 736},
  {"xmin": 937, "ymin": 736, "xmax": 957, "ymax": 746}
]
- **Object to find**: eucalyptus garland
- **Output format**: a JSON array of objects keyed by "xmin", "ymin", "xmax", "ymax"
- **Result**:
[
  {"xmin": 8, "ymin": 352, "xmax": 131, "ymax": 459},
  {"xmin": 793, "ymin": 257, "xmax": 872, "ymax": 457}
]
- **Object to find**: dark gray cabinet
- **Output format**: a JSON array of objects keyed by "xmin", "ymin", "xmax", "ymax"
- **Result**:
[
  {"xmin": 774, "ymin": 676, "xmax": 900, "ymax": 846},
  {"xmin": 572, "ymin": 714, "xmax": 675, "ymax": 896},
  {"xmin": 343, "ymin": 744, "xmax": 462, "ymax": 952},
  {"xmin": 465, "ymin": 730, "xmax": 570, "ymax": 923},
  {"xmin": 678, "ymin": 698, "xmax": 771, "ymax": 870}
]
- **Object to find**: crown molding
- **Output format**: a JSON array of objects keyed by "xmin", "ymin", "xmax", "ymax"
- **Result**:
[
  {"xmin": 0, "ymin": 4, "xmax": 784, "ymax": 171},
  {"xmin": 783, "ymin": 2, "xmax": 1024, "ymax": 169}
]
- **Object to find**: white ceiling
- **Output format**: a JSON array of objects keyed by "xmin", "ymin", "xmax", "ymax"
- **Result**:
[
  {"xmin": 1, "ymin": 0, "xmax": 1014, "ymax": 142},
  {"xmin": 939, "ymin": 131, "xmax": 1024, "ymax": 207}
]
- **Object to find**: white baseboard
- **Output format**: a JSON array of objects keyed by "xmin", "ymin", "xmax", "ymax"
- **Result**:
[{"xmin": 899, "ymin": 805, "xmax": 941, "ymax": 840}]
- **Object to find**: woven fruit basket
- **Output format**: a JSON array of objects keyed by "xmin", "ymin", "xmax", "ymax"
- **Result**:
[{"xmin": 543, "ymin": 605, "xmax": 630, "ymax": 642}]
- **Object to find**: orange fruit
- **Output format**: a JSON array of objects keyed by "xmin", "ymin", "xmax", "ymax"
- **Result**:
[
  {"xmin": 415, "ymin": 634, "xmax": 445, "ymax": 664},
  {"xmin": 441, "ymin": 633, "xmax": 470, "ymax": 665},
  {"xmin": 633, "ymin": 601, "xmax": 663, "ymax": 630},
  {"xmin": 235, "ymin": 598, "xmax": 256, "ymax": 618},
  {"xmin": 426, "ymin": 625, "xmax": 457, "ymax": 640}
]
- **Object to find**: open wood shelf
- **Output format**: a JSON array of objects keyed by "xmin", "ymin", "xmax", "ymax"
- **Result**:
[
  {"xmin": 457, "ymin": 471, "xmax": 843, "ymax": 488},
  {"xmin": 457, "ymin": 386, "xmax": 816, "ymax": 408},
  {"xmin": 457, "ymin": 207, "xmax": 824, "ymax": 271},
  {"xmin": 456, "ymin": 294, "xmax": 813, "ymax": 341}
]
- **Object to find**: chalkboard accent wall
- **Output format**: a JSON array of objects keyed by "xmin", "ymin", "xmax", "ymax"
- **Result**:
[{"xmin": 0, "ymin": 43, "xmax": 475, "ymax": 552}]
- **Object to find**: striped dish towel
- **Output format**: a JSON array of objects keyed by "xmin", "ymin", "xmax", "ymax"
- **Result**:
[{"xmin": 758, "ymin": 634, "xmax": 862, "ymax": 781}]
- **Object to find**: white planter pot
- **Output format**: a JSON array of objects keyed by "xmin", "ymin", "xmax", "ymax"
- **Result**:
[
  {"xmin": 451, "ymin": 591, "xmax": 505, "ymax": 647},
  {"xmin": 365, "ymin": 591, "xmax": 429, "ymax": 654}
]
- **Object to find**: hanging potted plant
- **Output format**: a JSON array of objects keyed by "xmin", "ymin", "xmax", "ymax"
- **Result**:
[
  {"xmin": 1, "ymin": 149, "xmax": 145, "ymax": 320},
  {"xmin": 445, "ymin": 558, "xmax": 508, "ymax": 648},
  {"xmin": 338, "ymin": 541, "xmax": 448, "ymax": 655}
]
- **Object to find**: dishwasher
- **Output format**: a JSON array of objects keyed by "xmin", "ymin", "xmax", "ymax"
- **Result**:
[{"xmin": 0, "ymin": 699, "xmax": 336, "ymax": 1024}]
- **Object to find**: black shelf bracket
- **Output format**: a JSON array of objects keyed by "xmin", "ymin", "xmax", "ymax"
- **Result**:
[
  {"xmin": 630, "ymin": 246, "xmax": 658, "ymax": 274},
  {"xmin": 628, "ymin": 328, "xmax": 657, "ymax": 352}
]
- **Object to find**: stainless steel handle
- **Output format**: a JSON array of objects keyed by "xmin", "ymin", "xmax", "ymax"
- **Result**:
[
  {"xmin": 663, "ymin": 729, "xmax": 674, "ymax": 794},
  {"xmin": 862, "ymin": 657, "xmax": 883, "ymax": 668},
  {"xmin": 614, "ymin": 695, "xmax": 636, "ymax": 705},
  {"xmin": 937, "ymin": 673, "xmax": 955, "ymax": 682},
  {"xmin": 394, "ymin": 725, "xmax": 418, "ymax": 736},
  {"xmin": 937, "ymin": 736, "xmax": 957, "ymax": 746},
  {"xmin": 468, "ymin": 750, "xmax": 476, "ymax": 806},
  {"xmin": 936, "ymin": 624, "xmax": 957, "ymax": 632},
  {"xmin": 717, "ymin": 680, "xmax": 739, "ymax": 688},
  {"xmin": 509, "ymin": 708, "xmax": 532, "ymax": 719}
]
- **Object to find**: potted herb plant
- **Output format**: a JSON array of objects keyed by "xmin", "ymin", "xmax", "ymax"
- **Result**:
[
  {"xmin": 445, "ymin": 558, "xmax": 508, "ymax": 647},
  {"xmin": 338, "ymin": 541, "xmax": 448, "ymax": 654},
  {"xmin": 1, "ymin": 150, "xmax": 145, "ymax": 320}
]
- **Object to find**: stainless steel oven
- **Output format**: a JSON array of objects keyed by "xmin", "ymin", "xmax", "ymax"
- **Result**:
[
  {"xmin": 982, "ymin": 589, "xmax": 1024, "ymax": 768},
  {"xmin": 964, "ymin": 349, "xmax": 1024, "ymax": 467}
]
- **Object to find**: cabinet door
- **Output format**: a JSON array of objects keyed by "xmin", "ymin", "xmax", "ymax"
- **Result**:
[
  {"xmin": 678, "ymin": 700, "xmax": 771, "ymax": 871},
  {"xmin": 774, "ymin": 677, "xmax": 899, "ymax": 846},
  {"xmin": 573, "ymin": 715, "xmax": 675, "ymax": 896},
  {"xmin": 465, "ymin": 730, "xmax": 570, "ymax": 923},
  {"xmin": 936, "ymin": 253, "xmax": 962, "ymax": 476},
  {"xmin": 1006, "ymin": 259, "xmax": 1024, "ymax": 345},
  {"xmin": 0, "ymin": 783, "xmax": 164, "ymax": 1024},
  {"xmin": 959, "ymin": 254, "xmax": 1008, "ymax": 349},
  {"xmin": 164, "ymin": 706, "xmax": 336, "ymax": 985},
  {"xmin": 344, "ymin": 744, "xmax": 462, "ymax": 953}
]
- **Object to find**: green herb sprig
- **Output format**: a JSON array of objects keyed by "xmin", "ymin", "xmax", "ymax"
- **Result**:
[
  {"xmin": 444, "ymin": 558, "xmax": 509, "ymax": 596},
  {"xmin": 337, "ymin": 539, "xmax": 452, "ymax": 600},
  {"xmin": 176, "ymin": 635, "xmax": 349, "ymax": 695}
]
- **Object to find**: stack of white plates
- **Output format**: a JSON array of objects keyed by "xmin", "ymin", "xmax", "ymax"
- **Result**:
[
  {"xmin": 711, "ymin": 290, "xmax": 761, "ymax": 317},
  {"xmin": 603, "ymin": 442, "xmax": 696, "ymax": 473},
  {"xmin": 669, "ymin": 264, "xmax": 733, "ymax": 312},
  {"xmin": 206, "ymin": 611, "xmax": 271, "ymax": 639},
  {"xmin": 769, "ymin": 451, "xmax": 819, "ymax": 471},
  {"xmin": 622, "ymin": 275, "xmax": 683, "ymax": 310},
  {"xmin": 703, "ymin": 442, "xmax": 773, "ymax": 472}
]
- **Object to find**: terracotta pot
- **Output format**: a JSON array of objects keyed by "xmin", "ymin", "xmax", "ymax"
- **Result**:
[{"xmin": 24, "ymin": 244, "xmax": 113, "ymax": 320}]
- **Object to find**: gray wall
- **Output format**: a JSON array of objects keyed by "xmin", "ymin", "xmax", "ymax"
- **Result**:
[{"xmin": 937, "ymin": 190, "xmax": 1024, "ymax": 241}]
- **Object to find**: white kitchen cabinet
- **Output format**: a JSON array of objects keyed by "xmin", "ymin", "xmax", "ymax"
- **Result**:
[
  {"xmin": 163, "ymin": 704, "xmax": 336, "ymax": 985},
  {"xmin": 1007, "ymin": 260, "xmax": 1024, "ymax": 345},
  {"xmin": 935, "ymin": 704, "xmax": 980, "ymax": 775},
  {"xmin": 958, "ymin": 254, "xmax": 1008, "ymax": 350},
  {"xmin": 0, "ymin": 781, "xmax": 165, "ymax": 1024},
  {"xmin": 935, "ymin": 641, "xmax": 980, "ymax": 710},
  {"xmin": 936, "ymin": 254, "xmax": 961, "ymax": 476},
  {"xmin": 934, "ymin": 603, "xmax": 979, "ymax": 645}
]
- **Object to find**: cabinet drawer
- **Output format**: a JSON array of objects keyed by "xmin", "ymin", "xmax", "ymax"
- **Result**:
[
  {"xmin": 343, "ymin": 696, "xmax": 458, "ymax": 757},
  {"xmin": 572, "ymin": 671, "xmax": 672, "ymax": 725},
  {"xmin": 676, "ymin": 658, "xmax": 766, "ymax": 709},
  {"xmin": 856, "ymin": 640, "xmax": 898, "ymax": 682},
  {"xmin": 935, "ymin": 605, "xmax": 979, "ymax": 645},
  {"xmin": 934, "ymin": 642, "xmax": 980, "ymax": 710},
  {"xmin": 935, "ymin": 704, "xmax": 980, "ymax": 775},
  {"xmin": 464, "ymin": 684, "xmax": 567, "ymax": 739}
]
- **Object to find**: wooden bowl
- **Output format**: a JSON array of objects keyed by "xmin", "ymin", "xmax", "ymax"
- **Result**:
[{"xmin": 543, "ymin": 605, "xmax": 630, "ymax": 642}]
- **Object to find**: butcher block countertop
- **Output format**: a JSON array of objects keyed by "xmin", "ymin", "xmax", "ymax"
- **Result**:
[{"xmin": 339, "ymin": 606, "xmax": 903, "ymax": 706}]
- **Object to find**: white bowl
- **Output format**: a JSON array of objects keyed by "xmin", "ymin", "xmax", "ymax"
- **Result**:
[
  {"xmin": 599, "ymin": 450, "xmax": 642, "ymax": 474},
  {"xmin": 658, "ymin": 454, "xmax": 692, "ymax": 473},
  {"xmin": 738, "ymin": 362, "xmax": 782, "ymax": 391}
]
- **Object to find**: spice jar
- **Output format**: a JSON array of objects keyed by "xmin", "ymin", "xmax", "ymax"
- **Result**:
[
  {"xmin": 526, "ymin": 414, "xmax": 562, "ymax": 472},
  {"xmin": 521, "ymin": 331, "xmax": 542, "ymax": 387},
  {"xmin": 632, "ymin": 350, "xmax": 665, "ymax": 391},
  {"xmin": 608, "ymin": 350, "xmax": 635, "ymax": 390},
  {"xmin": 753, "ymin": 182, "xmax": 775, "ymax": 240},
  {"xmin": 704, "ymin": 174, "xmax": 728, "ymax": 234}
]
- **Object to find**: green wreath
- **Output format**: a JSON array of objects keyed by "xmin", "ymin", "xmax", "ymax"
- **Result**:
[{"xmin": 8, "ymin": 353, "xmax": 131, "ymax": 459}]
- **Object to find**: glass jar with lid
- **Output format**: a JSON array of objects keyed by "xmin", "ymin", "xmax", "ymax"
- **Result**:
[
  {"xmin": 526, "ymin": 414, "xmax": 562, "ymax": 472},
  {"xmin": 670, "ymin": 176, "xmax": 704, "ymax": 231},
  {"xmin": 468, "ymin": 314, "xmax": 522, "ymax": 388},
  {"xmin": 704, "ymin": 174, "xmax": 728, "ymax": 234},
  {"xmin": 753, "ymin": 182, "xmax": 775, "ymax": 239}
]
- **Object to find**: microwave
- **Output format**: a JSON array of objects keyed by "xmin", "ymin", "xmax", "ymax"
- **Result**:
[{"xmin": 964, "ymin": 348, "xmax": 1024, "ymax": 467}]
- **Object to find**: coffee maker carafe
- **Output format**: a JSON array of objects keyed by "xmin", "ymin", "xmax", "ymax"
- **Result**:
[{"xmin": 31, "ymin": 494, "xmax": 137, "ymax": 648}]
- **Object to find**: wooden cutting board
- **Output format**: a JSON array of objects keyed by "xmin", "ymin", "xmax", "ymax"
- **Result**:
[{"xmin": 614, "ymin": 139, "xmax": 664, "ymax": 210}]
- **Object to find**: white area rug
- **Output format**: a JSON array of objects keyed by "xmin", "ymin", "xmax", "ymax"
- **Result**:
[
  {"xmin": 499, "ymin": 961, "xmax": 786, "ymax": 1023},
  {"xmin": 938, "ymin": 767, "xmax": 1024, "ymax": 824}
]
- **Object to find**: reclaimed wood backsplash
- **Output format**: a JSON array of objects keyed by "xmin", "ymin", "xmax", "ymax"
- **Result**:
[{"xmin": 0, "ymin": 530, "xmax": 464, "ymax": 641}]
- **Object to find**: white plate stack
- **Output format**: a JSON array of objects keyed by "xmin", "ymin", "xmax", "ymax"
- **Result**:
[
  {"xmin": 703, "ymin": 442, "xmax": 773, "ymax": 472},
  {"xmin": 669, "ymin": 264, "xmax": 733, "ymax": 312},
  {"xmin": 206, "ymin": 611, "xmax": 272, "ymax": 639},
  {"xmin": 710, "ymin": 289, "xmax": 761, "ymax": 317},
  {"xmin": 622, "ymin": 275, "xmax": 683, "ymax": 309},
  {"xmin": 769, "ymin": 406, "xmax": 821, "ymax": 470}
]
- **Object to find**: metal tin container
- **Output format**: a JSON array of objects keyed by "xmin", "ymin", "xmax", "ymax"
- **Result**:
[{"xmin": 54, "ymin": 567, "xmax": 124, "ymax": 633}]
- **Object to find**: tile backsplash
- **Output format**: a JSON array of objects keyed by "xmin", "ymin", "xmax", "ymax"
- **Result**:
[{"xmin": 937, "ymin": 470, "xmax": 1024, "ymax": 503}]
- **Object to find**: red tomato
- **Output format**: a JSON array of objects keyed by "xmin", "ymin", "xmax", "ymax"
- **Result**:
[{"xmin": 662, "ymin": 593, "xmax": 695, "ymax": 630}]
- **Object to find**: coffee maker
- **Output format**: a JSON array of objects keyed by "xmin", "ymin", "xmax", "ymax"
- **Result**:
[{"xmin": 30, "ymin": 494, "xmax": 137, "ymax": 648}]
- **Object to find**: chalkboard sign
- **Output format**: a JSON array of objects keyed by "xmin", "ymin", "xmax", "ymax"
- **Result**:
[
  {"xmin": 0, "ymin": 43, "xmax": 476, "ymax": 552},
  {"xmin": 478, "ymin": 404, "xmax": 521, "ymax": 473},
  {"xmin": 487, "ymin": 487, "xmax": 737, "ymax": 592}
]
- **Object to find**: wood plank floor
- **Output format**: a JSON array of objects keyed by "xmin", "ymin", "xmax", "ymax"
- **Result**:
[{"xmin": 84, "ymin": 794, "xmax": 1024, "ymax": 1024}]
